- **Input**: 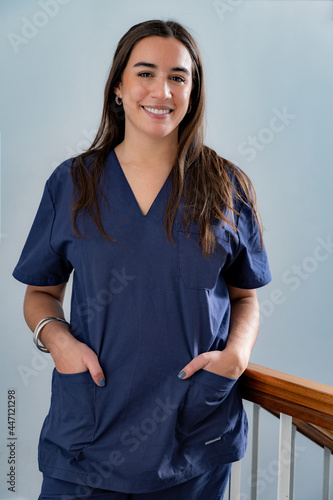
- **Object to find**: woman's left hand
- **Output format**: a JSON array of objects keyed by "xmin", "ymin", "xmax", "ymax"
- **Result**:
[
  {"xmin": 178, "ymin": 347, "xmax": 249, "ymax": 381},
  {"xmin": 178, "ymin": 286, "xmax": 259, "ymax": 381}
]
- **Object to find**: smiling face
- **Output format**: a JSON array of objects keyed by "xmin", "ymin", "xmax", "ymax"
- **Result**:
[{"xmin": 114, "ymin": 36, "xmax": 193, "ymax": 144}]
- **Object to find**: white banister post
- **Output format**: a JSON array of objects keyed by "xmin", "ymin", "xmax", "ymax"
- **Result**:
[
  {"xmin": 289, "ymin": 424, "xmax": 297, "ymax": 500},
  {"xmin": 251, "ymin": 404, "xmax": 260, "ymax": 500},
  {"xmin": 323, "ymin": 446, "xmax": 331, "ymax": 500},
  {"xmin": 277, "ymin": 413, "xmax": 293, "ymax": 500},
  {"xmin": 229, "ymin": 460, "xmax": 241, "ymax": 500}
]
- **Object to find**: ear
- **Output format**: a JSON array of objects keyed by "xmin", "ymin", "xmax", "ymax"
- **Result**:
[{"xmin": 113, "ymin": 82, "xmax": 122, "ymax": 98}]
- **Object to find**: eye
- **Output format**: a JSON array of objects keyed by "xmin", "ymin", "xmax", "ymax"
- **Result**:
[
  {"xmin": 138, "ymin": 72, "xmax": 153, "ymax": 78},
  {"xmin": 171, "ymin": 76, "xmax": 186, "ymax": 83}
]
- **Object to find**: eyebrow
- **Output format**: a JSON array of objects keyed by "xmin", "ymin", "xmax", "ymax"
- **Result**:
[{"xmin": 133, "ymin": 62, "xmax": 191, "ymax": 76}]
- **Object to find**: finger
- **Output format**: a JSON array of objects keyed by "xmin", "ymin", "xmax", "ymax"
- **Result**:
[
  {"xmin": 178, "ymin": 353, "xmax": 210, "ymax": 380},
  {"xmin": 88, "ymin": 362, "xmax": 106, "ymax": 387},
  {"xmin": 83, "ymin": 351, "xmax": 106, "ymax": 387}
]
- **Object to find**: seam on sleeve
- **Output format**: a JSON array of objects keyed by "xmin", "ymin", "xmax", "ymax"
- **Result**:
[
  {"xmin": 227, "ymin": 199, "xmax": 244, "ymax": 262},
  {"xmin": 235, "ymin": 199, "xmax": 244, "ymax": 230},
  {"xmin": 46, "ymin": 180, "xmax": 66, "ymax": 260}
]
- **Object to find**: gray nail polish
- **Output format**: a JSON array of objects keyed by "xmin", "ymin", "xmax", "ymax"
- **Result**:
[
  {"xmin": 98, "ymin": 379, "xmax": 105, "ymax": 387},
  {"xmin": 178, "ymin": 370, "xmax": 186, "ymax": 379}
]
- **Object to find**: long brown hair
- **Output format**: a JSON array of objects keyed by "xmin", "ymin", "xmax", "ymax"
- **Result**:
[{"xmin": 71, "ymin": 19, "xmax": 261, "ymax": 256}]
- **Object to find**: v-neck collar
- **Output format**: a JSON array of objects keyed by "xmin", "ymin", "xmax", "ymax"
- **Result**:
[{"xmin": 112, "ymin": 149, "xmax": 173, "ymax": 219}]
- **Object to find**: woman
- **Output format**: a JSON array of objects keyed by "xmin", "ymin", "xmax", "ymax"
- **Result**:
[{"xmin": 13, "ymin": 20, "xmax": 271, "ymax": 500}]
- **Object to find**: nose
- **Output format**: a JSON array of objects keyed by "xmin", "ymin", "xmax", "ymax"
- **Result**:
[{"xmin": 150, "ymin": 77, "xmax": 172, "ymax": 100}]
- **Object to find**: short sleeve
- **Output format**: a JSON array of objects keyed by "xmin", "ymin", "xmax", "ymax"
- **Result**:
[
  {"xmin": 222, "ymin": 202, "xmax": 271, "ymax": 289},
  {"xmin": 13, "ymin": 182, "xmax": 73, "ymax": 286}
]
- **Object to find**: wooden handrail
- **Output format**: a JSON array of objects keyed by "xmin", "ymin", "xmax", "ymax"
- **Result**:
[
  {"xmin": 241, "ymin": 363, "xmax": 333, "ymax": 432},
  {"xmin": 292, "ymin": 420, "xmax": 333, "ymax": 451}
]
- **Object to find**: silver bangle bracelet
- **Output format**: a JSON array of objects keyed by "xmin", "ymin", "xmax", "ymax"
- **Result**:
[{"xmin": 33, "ymin": 317, "xmax": 70, "ymax": 353}]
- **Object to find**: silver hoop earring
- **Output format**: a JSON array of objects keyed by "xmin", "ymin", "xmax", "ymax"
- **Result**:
[
  {"xmin": 115, "ymin": 95, "xmax": 122, "ymax": 106},
  {"xmin": 187, "ymin": 104, "xmax": 192, "ymax": 114}
]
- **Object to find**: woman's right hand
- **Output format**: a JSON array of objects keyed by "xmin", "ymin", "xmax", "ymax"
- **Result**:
[
  {"xmin": 24, "ymin": 284, "xmax": 106, "ymax": 387},
  {"xmin": 46, "ymin": 325, "xmax": 106, "ymax": 387}
]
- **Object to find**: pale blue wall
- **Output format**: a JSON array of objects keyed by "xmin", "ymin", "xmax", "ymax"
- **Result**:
[{"xmin": 1, "ymin": 1, "xmax": 332, "ymax": 498}]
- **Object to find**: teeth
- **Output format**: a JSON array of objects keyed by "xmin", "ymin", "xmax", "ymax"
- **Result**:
[{"xmin": 143, "ymin": 107, "xmax": 171, "ymax": 115}]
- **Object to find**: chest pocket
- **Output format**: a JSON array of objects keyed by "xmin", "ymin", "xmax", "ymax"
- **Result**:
[{"xmin": 178, "ymin": 226, "xmax": 230, "ymax": 289}]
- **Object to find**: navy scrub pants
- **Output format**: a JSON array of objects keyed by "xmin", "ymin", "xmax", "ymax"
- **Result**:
[{"xmin": 39, "ymin": 463, "xmax": 231, "ymax": 499}]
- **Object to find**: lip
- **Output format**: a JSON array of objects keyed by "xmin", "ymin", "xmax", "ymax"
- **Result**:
[
  {"xmin": 142, "ymin": 105, "xmax": 174, "ymax": 110},
  {"xmin": 141, "ymin": 105, "xmax": 173, "ymax": 119}
]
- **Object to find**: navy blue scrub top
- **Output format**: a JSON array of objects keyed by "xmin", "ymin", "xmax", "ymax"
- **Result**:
[{"xmin": 13, "ymin": 150, "xmax": 271, "ymax": 493}]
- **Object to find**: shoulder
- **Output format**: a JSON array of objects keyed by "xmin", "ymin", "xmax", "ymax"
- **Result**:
[
  {"xmin": 202, "ymin": 145, "xmax": 249, "ymax": 181},
  {"xmin": 202, "ymin": 145, "xmax": 254, "ymax": 206},
  {"xmin": 48, "ymin": 158, "xmax": 73, "ymax": 185},
  {"xmin": 48, "ymin": 151, "xmax": 98, "ymax": 187},
  {"xmin": 45, "ymin": 157, "xmax": 76, "ymax": 207},
  {"xmin": 48, "ymin": 149, "xmax": 95, "ymax": 181}
]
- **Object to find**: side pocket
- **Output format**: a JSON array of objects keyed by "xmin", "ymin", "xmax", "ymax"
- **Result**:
[
  {"xmin": 42, "ymin": 370, "xmax": 96, "ymax": 457},
  {"xmin": 176, "ymin": 370, "xmax": 241, "ymax": 447}
]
